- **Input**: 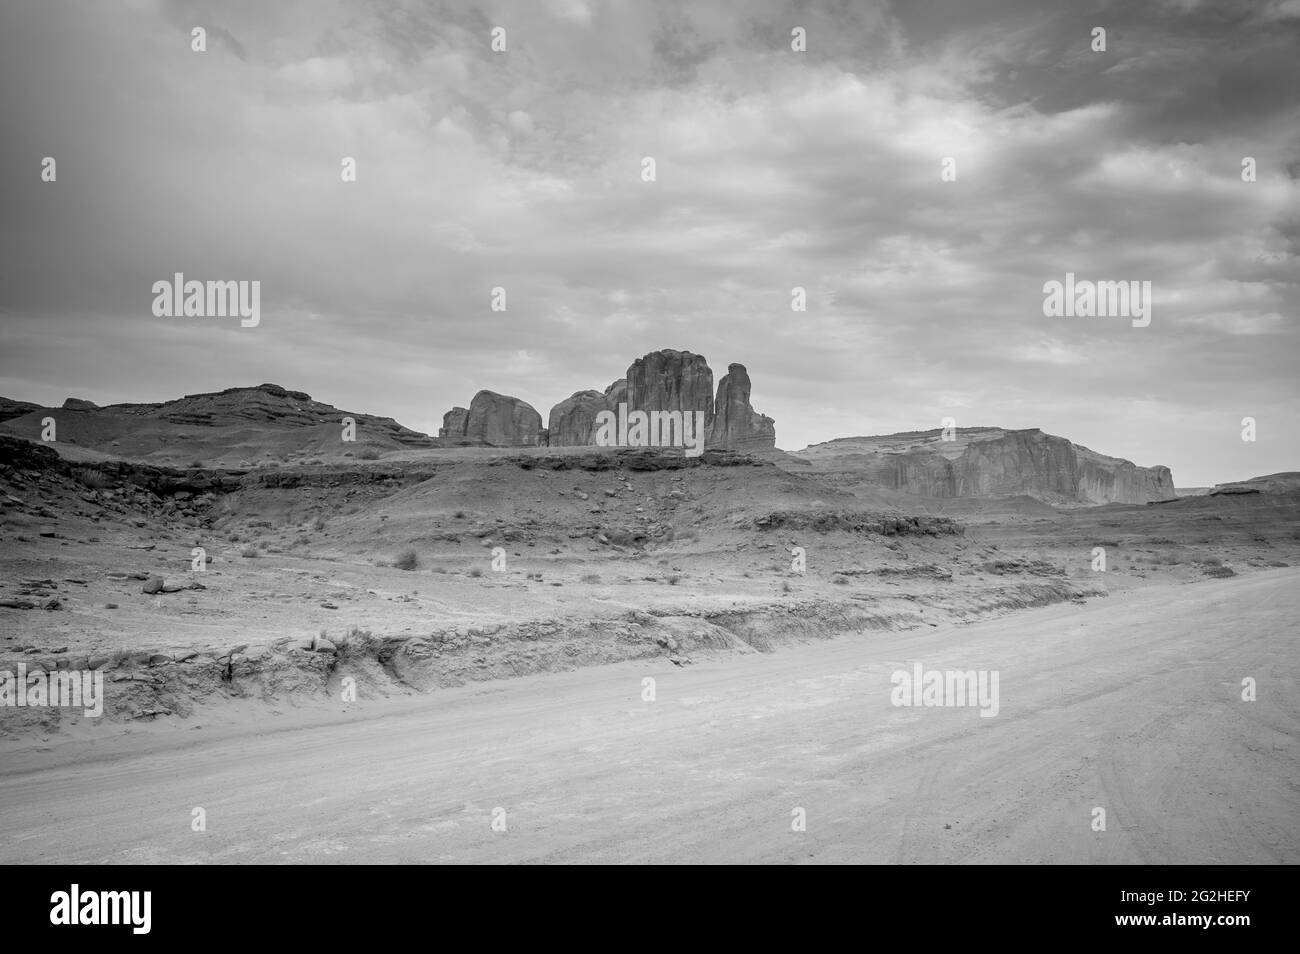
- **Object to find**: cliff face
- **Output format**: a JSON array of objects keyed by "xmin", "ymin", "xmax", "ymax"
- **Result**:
[
  {"xmin": 793, "ymin": 428, "xmax": 1175, "ymax": 505},
  {"xmin": 625, "ymin": 350, "xmax": 715, "ymax": 419},
  {"xmin": 709, "ymin": 364, "xmax": 776, "ymax": 451}
]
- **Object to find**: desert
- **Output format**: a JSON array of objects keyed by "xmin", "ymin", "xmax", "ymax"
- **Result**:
[
  {"xmin": 2, "ymin": 0, "xmax": 1297, "ymax": 877},
  {"xmin": 1, "ymin": 356, "xmax": 1297, "ymax": 864}
]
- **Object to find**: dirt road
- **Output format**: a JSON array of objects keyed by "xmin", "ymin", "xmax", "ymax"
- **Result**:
[{"xmin": 2, "ymin": 569, "xmax": 1296, "ymax": 864}]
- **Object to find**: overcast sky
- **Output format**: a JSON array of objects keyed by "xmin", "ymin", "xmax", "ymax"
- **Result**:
[{"xmin": 1, "ymin": 0, "xmax": 1297, "ymax": 485}]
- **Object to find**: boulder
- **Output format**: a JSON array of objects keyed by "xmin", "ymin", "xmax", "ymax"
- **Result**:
[{"xmin": 62, "ymin": 398, "xmax": 99, "ymax": 411}]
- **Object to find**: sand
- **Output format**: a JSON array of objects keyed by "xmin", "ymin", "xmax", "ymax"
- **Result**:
[{"xmin": 2, "ymin": 568, "xmax": 1294, "ymax": 864}]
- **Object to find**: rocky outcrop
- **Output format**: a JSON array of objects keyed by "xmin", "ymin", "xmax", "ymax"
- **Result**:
[
  {"xmin": 0, "ymin": 397, "xmax": 42, "ymax": 423},
  {"xmin": 547, "ymin": 380, "xmax": 626, "ymax": 447},
  {"xmin": 626, "ymin": 350, "xmax": 715, "ymax": 419},
  {"xmin": 709, "ymin": 364, "xmax": 776, "ymax": 451},
  {"xmin": 547, "ymin": 350, "xmax": 775, "ymax": 450},
  {"xmin": 1210, "ymin": 472, "xmax": 1300, "ymax": 495},
  {"xmin": 0, "ymin": 383, "xmax": 437, "ymax": 457},
  {"xmin": 456, "ymin": 391, "xmax": 543, "ymax": 447},
  {"xmin": 438, "ymin": 407, "xmax": 469, "ymax": 440},
  {"xmin": 792, "ymin": 428, "xmax": 1174, "ymax": 505}
]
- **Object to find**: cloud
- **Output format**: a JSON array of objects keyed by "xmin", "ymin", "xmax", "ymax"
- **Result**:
[{"xmin": 0, "ymin": 0, "xmax": 1296, "ymax": 486}]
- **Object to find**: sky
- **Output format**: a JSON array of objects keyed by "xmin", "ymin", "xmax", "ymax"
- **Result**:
[{"xmin": 0, "ymin": 0, "xmax": 1297, "ymax": 486}]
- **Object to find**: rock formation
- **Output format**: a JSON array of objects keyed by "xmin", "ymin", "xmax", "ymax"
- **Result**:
[
  {"xmin": 625, "ymin": 350, "xmax": 714, "ymax": 419},
  {"xmin": 792, "ymin": 427, "xmax": 1174, "ymax": 505},
  {"xmin": 709, "ymin": 364, "xmax": 776, "ymax": 451},
  {"xmin": 438, "ymin": 407, "xmax": 469, "ymax": 440},
  {"xmin": 0, "ymin": 383, "xmax": 437, "ymax": 463},
  {"xmin": 547, "ymin": 380, "xmax": 627, "ymax": 447},
  {"xmin": 547, "ymin": 350, "xmax": 775, "ymax": 451},
  {"xmin": 1210, "ymin": 472, "xmax": 1300, "ymax": 495},
  {"xmin": 441, "ymin": 390, "xmax": 543, "ymax": 447}
]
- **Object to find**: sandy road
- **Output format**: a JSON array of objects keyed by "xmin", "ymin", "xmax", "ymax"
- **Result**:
[{"xmin": 2, "ymin": 569, "xmax": 1297, "ymax": 864}]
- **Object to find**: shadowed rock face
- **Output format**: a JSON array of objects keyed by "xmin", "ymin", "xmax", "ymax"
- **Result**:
[
  {"xmin": 709, "ymin": 364, "xmax": 776, "ymax": 451},
  {"xmin": 461, "ymin": 391, "xmax": 543, "ymax": 447},
  {"xmin": 793, "ymin": 428, "xmax": 1175, "ymax": 505}
]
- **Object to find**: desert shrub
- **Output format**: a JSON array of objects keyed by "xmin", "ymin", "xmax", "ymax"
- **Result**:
[
  {"xmin": 393, "ymin": 549, "xmax": 420, "ymax": 571},
  {"xmin": 469, "ymin": 568, "xmax": 483, "ymax": 578},
  {"xmin": 832, "ymin": 575, "xmax": 850, "ymax": 585},
  {"xmin": 1200, "ymin": 556, "xmax": 1223, "ymax": 567},
  {"xmin": 312, "ymin": 516, "xmax": 327, "ymax": 532},
  {"xmin": 606, "ymin": 529, "xmax": 634, "ymax": 546},
  {"xmin": 356, "ymin": 447, "xmax": 380, "ymax": 460},
  {"xmin": 328, "ymin": 626, "xmax": 370, "ymax": 652},
  {"xmin": 454, "ymin": 510, "xmax": 466, "ymax": 519},
  {"xmin": 782, "ymin": 581, "xmax": 792, "ymax": 594},
  {"xmin": 241, "ymin": 547, "xmax": 259, "ymax": 558},
  {"xmin": 581, "ymin": 573, "xmax": 601, "ymax": 584},
  {"xmin": 73, "ymin": 467, "xmax": 110, "ymax": 490},
  {"xmin": 1203, "ymin": 565, "xmax": 1235, "ymax": 578},
  {"xmin": 666, "ymin": 574, "xmax": 681, "ymax": 585},
  {"xmin": 676, "ymin": 527, "xmax": 699, "ymax": 542}
]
